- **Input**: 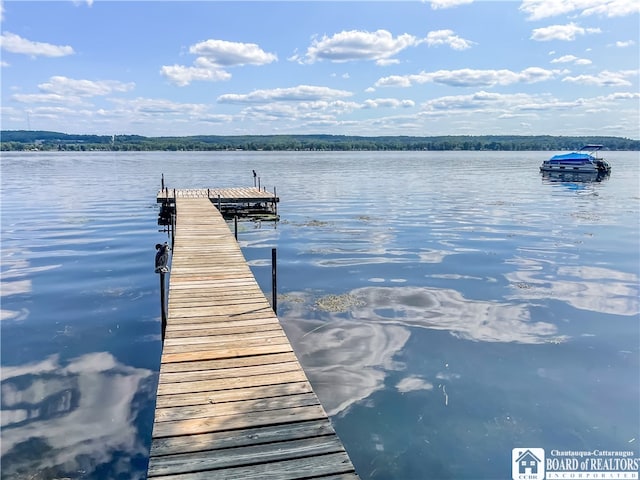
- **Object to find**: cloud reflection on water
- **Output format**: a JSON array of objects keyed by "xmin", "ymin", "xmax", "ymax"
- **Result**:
[
  {"xmin": 1, "ymin": 352, "xmax": 154, "ymax": 479},
  {"xmin": 281, "ymin": 284, "xmax": 563, "ymax": 415},
  {"xmin": 281, "ymin": 303, "xmax": 410, "ymax": 416},
  {"xmin": 348, "ymin": 285, "xmax": 562, "ymax": 344},
  {"xmin": 505, "ymin": 260, "xmax": 639, "ymax": 316}
]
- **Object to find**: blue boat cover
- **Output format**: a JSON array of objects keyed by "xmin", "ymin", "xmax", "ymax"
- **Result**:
[{"xmin": 549, "ymin": 152, "xmax": 593, "ymax": 161}]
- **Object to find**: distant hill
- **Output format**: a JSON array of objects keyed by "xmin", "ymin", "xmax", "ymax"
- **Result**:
[{"xmin": 2, "ymin": 130, "xmax": 639, "ymax": 151}]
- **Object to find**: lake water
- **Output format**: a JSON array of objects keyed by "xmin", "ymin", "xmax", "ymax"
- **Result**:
[{"xmin": 1, "ymin": 151, "xmax": 638, "ymax": 479}]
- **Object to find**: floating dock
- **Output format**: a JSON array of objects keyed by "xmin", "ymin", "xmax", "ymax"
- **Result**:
[{"xmin": 148, "ymin": 193, "xmax": 359, "ymax": 479}]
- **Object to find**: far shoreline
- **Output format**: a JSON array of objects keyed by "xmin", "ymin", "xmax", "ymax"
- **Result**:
[{"xmin": 2, "ymin": 131, "xmax": 639, "ymax": 152}]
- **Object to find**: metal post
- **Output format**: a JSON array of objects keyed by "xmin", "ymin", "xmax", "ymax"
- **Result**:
[
  {"xmin": 258, "ymin": 177, "xmax": 261, "ymax": 191},
  {"xmin": 160, "ymin": 271, "xmax": 167, "ymax": 342},
  {"xmin": 271, "ymin": 248, "xmax": 277, "ymax": 314},
  {"xmin": 171, "ymin": 213, "xmax": 176, "ymax": 246},
  {"xmin": 273, "ymin": 186, "xmax": 278, "ymax": 216},
  {"xmin": 234, "ymin": 215, "xmax": 238, "ymax": 240},
  {"xmin": 155, "ymin": 242, "xmax": 170, "ymax": 342}
]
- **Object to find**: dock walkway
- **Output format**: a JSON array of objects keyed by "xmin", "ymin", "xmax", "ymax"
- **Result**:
[{"xmin": 148, "ymin": 196, "xmax": 358, "ymax": 479}]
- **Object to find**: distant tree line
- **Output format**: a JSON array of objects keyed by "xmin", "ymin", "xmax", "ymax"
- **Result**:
[{"xmin": 1, "ymin": 130, "xmax": 638, "ymax": 152}]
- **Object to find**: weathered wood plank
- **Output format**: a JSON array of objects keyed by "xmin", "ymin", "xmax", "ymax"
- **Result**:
[
  {"xmin": 162, "ymin": 329, "xmax": 287, "ymax": 348},
  {"xmin": 159, "ymin": 343, "xmax": 293, "ymax": 363},
  {"xmin": 158, "ymin": 360, "xmax": 302, "ymax": 383},
  {"xmin": 153, "ymin": 392, "xmax": 320, "ymax": 423},
  {"xmin": 159, "ymin": 352, "xmax": 299, "ymax": 373},
  {"xmin": 165, "ymin": 323, "xmax": 284, "ymax": 338},
  {"xmin": 156, "ymin": 369, "xmax": 309, "ymax": 396},
  {"xmin": 165, "ymin": 312, "xmax": 279, "ymax": 324},
  {"xmin": 150, "ymin": 419, "xmax": 336, "ymax": 456},
  {"xmin": 152, "ymin": 404, "xmax": 329, "ymax": 438},
  {"xmin": 160, "ymin": 335, "xmax": 291, "ymax": 355},
  {"xmin": 148, "ymin": 436, "xmax": 345, "ymax": 477},
  {"xmin": 154, "ymin": 382, "xmax": 313, "ymax": 409},
  {"xmin": 147, "ymin": 452, "xmax": 355, "ymax": 479}
]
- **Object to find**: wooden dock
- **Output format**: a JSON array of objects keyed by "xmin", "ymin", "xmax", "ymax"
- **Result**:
[
  {"xmin": 148, "ymin": 195, "xmax": 359, "ymax": 479},
  {"xmin": 157, "ymin": 187, "xmax": 279, "ymax": 221}
]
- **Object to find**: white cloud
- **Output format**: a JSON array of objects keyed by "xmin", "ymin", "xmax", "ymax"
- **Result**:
[
  {"xmin": 110, "ymin": 97, "xmax": 209, "ymax": 117},
  {"xmin": 189, "ymin": 39, "xmax": 277, "ymax": 66},
  {"xmin": 161, "ymin": 38, "xmax": 275, "ymax": 86},
  {"xmin": 420, "ymin": 91, "xmax": 531, "ymax": 112},
  {"xmin": 218, "ymin": 85, "xmax": 353, "ymax": 104},
  {"xmin": 562, "ymin": 69, "xmax": 638, "ymax": 86},
  {"xmin": 581, "ymin": 0, "xmax": 640, "ymax": 17},
  {"xmin": 160, "ymin": 64, "xmax": 231, "ymax": 87},
  {"xmin": 363, "ymin": 98, "xmax": 415, "ymax": 108},
  {"xmin": 375, "ymin": 67, "xmax": 558, "ymax": 88},
  {"xmin": 419, "ymin": 90, "xmax": 640, "ymax": 118},
  {"xmin": 615, "ymin": 40, "xmax": 636, "ymax": 47},
  {"xmin": 426, "ymin": 29, "xmax": 475, "ymax": 50},
  {"xmin": 550, "ymin": 54, "xmax": 592, "ymax": 65},
  {"xmin": 237, "ymin": 99, "xmax": 360, "ymax": 126},
  {"xmin": 37, "ymin": 76, "xmax": 134, "ymax": 97},
  {"xmin": 293, "ymin": 29, "xmax": 422, "ymax": 65},
  {"xmin": 601, "ymin": 91, "xmax": 640, "ymax": 100},
  {"xmin": 520, "ymin": 0, "xmax": 640, "ymax": 20},
  {"xmin": 12, "ymin": 76, "xmax": 134, "ymax": 106},
  {"xmin": 531, "ymin": 23, "xmax": 601, "ymax": 41},
  {"xmin": 12, "ymin": 93, "xmax": 90, "ymax": 105},
  {"xmin": 0, "ymin": 31, "xmax": 74, "ymax": 57},
  {"xmin": 426, "ymin": 0, "xmax": 473, "ymax": 9}
]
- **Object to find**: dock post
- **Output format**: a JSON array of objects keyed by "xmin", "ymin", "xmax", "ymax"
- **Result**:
[
  {"xmin": 161, "ymin": 173, "xmax": 165, "ymax": 191},
  {"xmin": 171, "ymin": 213, "xmax": 176, "ymax": 246},
  {"xmin": 274, "ymin": 186, "xmax": 278, "ymax": 216},
  {"xmin": 271, "ymin": 247, "xmax": 277, "ymax": 314},
  {"xmin": 159, "ymin": 271, "xmax": 167, "ymax": 341},
  {"xmin": 234, "ymin": 215, "xmax": 238, "ymax": 240},
  {"xmin": 155, "ymin": 243, "xmax": 170, "ymax": 342},
  {"xmin": 217, "ymin": 194, "xmax": 221, "ymax": 211}
]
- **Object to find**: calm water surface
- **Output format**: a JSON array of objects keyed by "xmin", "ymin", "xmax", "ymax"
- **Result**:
[{"xmin": 1, "ymin": 151, "xmax": 638, "ymax": 479}]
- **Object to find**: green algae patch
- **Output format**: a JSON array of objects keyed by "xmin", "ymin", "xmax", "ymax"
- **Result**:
[{"xmin": 314, "ymin": 293, "xmax": 365, "ymax": 312}]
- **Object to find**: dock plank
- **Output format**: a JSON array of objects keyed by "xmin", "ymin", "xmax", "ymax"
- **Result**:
[
  {"xmin": 148, "ymin": 196, "xmax": 358, "ymax": 479},
  {"xmin": 148, "ymin": 452, "xmax": 356, "ymax": 480},
  {"xmin": 154, "ymin": 382, "xmax": 313, "ymax": 409},
  {"xmin": 148, "ymin": 436, "xmax": 346, "ymax": 477}
]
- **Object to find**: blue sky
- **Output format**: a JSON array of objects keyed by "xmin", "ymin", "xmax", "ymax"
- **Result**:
[{"xmin": 1, "ymin": 0, "xmax": 638, "ymax": 137}]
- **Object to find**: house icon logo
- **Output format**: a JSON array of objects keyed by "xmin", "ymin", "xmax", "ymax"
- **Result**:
[{"xmin": 512, "ymin": 448, "xmax": 545, "ymax": 480}]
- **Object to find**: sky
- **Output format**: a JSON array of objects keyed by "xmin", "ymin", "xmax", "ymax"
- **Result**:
[{"xmin": 1, "ymin": 0, "xmax": 639, "ymax": 138}]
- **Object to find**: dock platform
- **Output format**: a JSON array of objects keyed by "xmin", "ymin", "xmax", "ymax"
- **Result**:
[
  {"xmin": 148, "ymin": 196, "xmax": 358, "ymax": 479},
  {"xmin": 157, "ymin": 187, "xmax": 279, "ymax": 221}
]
